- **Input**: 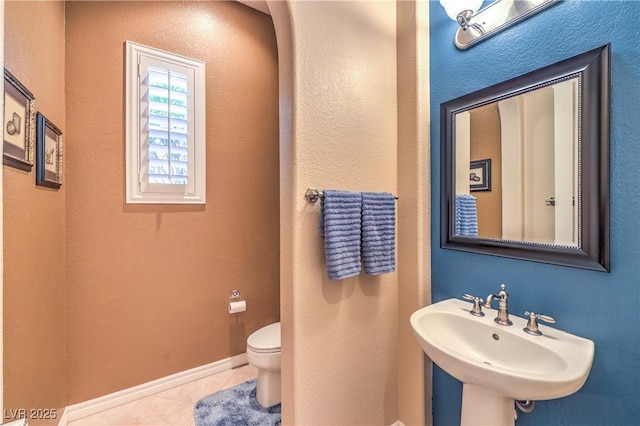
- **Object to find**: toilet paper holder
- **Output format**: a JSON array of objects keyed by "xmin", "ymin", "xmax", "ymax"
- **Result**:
[
  {"xmin": 230, "ymin": 289, "xmax": 242, "ymax": 301},
  {"xmin": 228, "ymin": 289, "xmax": 247, "ymax": 314}
]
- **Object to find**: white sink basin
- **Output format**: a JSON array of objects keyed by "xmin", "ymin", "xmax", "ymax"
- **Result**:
[{"xmin": 410, "ymin": 298, "xmax": 594, "ymax": 425}]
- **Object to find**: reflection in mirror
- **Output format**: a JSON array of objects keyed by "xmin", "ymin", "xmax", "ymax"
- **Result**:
[
  {"xmin": 454, "ymin": 77, "xmax": 579, "ymax": 247},
  {"xmin": 441, "ymin": 45, "xmax": 610, "ymax": 271}
]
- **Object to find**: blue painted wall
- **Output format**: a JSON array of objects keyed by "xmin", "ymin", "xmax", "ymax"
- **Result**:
[{"xmin": 430, "ymin": 1, "xmax": 640, "ymax": 425}]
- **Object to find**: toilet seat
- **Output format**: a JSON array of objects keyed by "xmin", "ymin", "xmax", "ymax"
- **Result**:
[{"xmin": 247, "ymin": 322, "xmax": 281, "ymax": 354}]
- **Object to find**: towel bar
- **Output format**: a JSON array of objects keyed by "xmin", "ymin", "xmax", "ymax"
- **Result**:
[{"xmin": 304, "ymin": 187, "xmax": 398, "ymax": 203}]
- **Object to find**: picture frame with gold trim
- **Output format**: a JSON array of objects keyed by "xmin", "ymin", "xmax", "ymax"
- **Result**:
[{"xmin": 3, "ymin": 68, "xmax": 35, "ymax": 171}]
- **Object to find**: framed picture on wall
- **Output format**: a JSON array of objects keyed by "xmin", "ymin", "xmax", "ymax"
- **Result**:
[
  {"xmin": 36, "ymin": 112, "xmax": 63, "ymax": 189},
  {"xmin": 3, "ymin": 69, "xmax": 36, "ymax": 171},
  {"xmin": 470, "ymin": 158, "xmax": 491, "ymax": 192}
]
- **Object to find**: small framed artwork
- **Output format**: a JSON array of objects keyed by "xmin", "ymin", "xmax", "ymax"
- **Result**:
[
  {"xmin": 3, "ymin": 69, "xmax": 36, "ymax": 171},
  {"xmin": 470, "ymin": 158, "xmax": 491, "ymax": 192},
  {"xmin": 36, "ymin": 112, "xmax": 63, "ymax": 189}
]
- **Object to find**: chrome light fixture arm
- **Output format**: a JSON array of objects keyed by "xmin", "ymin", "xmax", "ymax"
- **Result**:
[{"xmin": 449, "ymin": 0, "xmax": 561, "ymax": 50}]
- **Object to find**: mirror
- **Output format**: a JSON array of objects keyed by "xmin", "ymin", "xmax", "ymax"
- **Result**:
[{"xmin": 441, "ymin": 45, "xmax": 610, "ymax": 271}]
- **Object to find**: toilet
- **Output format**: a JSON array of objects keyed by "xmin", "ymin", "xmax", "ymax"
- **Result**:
[{"xmin": 246, "ymin": 322, "xmax": 281, "ymax": 408}]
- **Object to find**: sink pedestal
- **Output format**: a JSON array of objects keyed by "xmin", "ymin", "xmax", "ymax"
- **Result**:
[{"xmin": 461, "ymin": 384, "xmax": 515, "ymax": 426}]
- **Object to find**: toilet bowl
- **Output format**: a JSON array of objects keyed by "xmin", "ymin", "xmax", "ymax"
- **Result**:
[{"xmin": 246, "ymin": 322, "xmax": 281, "ymax": 408}]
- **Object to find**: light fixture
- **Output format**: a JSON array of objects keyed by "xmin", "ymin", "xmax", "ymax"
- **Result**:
[{"xmin": 439, "ymin": 0, "xmax": 560, "ymax": 50}]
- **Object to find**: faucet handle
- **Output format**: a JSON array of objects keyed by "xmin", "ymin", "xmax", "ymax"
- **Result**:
[
  {"xmin": 462, "ymin": 294, "xmax": 485, "ymax": 317},
  {"xmin": 523, "ymin": 311, "xmax": 556, "ymax": 336}
]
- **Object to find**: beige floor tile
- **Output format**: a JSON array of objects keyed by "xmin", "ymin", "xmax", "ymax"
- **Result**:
[
  {"xmin": 102, "ymin": 394, "xmax": 191, "ymax": 425},
  {"xmin": 155, "ymin": 369, "xmax": 236, "ymax": 405},
  {"xmin": 68, "ymin": 401, "xmax": 139, "ymax": 425},
  {"xmin": 154, "ymin": 398, "xmax": 196, "ymax": 426},
  {"xmin": 69, "ymin": 363, "xmax": 256, "ymax": 426},
  {"xmin": 127, "ymin": 396, "xmax": 193, "ymax": 425},
  {"xmin": 221, "ymin": 364, "xmax": 258, "ymax": 390}
]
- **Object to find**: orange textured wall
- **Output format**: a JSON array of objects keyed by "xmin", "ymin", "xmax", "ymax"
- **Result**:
[
  {"xmin": 64, "ymin": 1, "xmax": 279, "ymax": 403},
  {"xmin": 3, "ymin": 1, "xmax": 66, "ymax": 423}
]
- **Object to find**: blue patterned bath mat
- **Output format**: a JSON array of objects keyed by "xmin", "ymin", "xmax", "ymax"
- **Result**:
[{"xmin": 194, "ymin": 379, "xmax": 281, "ymax": 426}]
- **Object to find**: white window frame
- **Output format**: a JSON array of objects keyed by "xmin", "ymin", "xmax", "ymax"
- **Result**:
[{"xmin": 125, "ymin": 41, "xmax": 206, "ymax": 204}]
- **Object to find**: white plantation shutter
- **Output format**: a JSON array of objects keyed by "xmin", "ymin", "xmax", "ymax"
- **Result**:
[{"xmin": 126, "ymin": 41, "xmax": 206, "ymax": 204}]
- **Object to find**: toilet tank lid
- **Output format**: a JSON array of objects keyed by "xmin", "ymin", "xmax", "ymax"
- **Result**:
[{"xmin": 247, "ymin": 322, "xmax": 281, "ymax": 351}]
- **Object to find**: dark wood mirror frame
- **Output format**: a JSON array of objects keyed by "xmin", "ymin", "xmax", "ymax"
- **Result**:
[{"xmin": 440, "ymin": 44, "xmax": 610, "ymax": 272}]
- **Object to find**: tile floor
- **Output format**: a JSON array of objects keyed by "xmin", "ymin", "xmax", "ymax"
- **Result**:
[{"xmin": 68, "ymin": 364, "xmax": 258, "ymax": 426}]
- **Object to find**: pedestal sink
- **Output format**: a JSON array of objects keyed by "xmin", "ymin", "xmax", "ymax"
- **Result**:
[{"xmin": 410, "ymin": 298, "xmax": 594, "ymax": 426}]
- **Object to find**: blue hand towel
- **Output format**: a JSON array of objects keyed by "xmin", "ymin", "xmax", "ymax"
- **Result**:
[
  {"xmin": 361, "ymin": 192, "xmax": 396, "ymax": 275},
  {"xmin": 455, "ymin": 194, "xmax": 478, "ymax": 237},
  {"xmin": 320, "ymin": 190, "xmax": 362, "ymax": 280}
]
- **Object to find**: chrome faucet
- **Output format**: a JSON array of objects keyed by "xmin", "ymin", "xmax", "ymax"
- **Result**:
[{"xmin": 484, "ymin": 284, "xmax": 513, "ymax": 326}]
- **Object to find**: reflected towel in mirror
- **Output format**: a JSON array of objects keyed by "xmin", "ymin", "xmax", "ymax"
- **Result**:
[{"xmin": 455, "ymin": 194, "xmax": 478, "ymax": 237}]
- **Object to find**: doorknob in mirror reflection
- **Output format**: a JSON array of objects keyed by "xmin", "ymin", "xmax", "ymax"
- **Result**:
[{"xmin": 439, "ymin": 0, "xmax": 561, "ymax": 50}]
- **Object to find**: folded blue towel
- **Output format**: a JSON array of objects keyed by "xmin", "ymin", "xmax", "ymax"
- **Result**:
[
  {"xmin": 320, "ymin": 190, "xmax": 362, "ymax": 280},
  {"xmin": 361, "ymin": 192, "xmax": 396, "ymax": 275},
  {"xmin": 455, "ymin": 194, "xmax": 478, "ymax": 237}
]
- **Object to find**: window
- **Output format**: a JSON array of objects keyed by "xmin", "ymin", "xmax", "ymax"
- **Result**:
[{"xmin": 125, "ymin": 41, "xmax": 206, "ymax": 204}]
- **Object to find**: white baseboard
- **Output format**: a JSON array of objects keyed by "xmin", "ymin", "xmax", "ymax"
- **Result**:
[
  {"xmin": 56, "ymin": 408, "xmax": 68, "ymax": 426},
  {"xmin": 2, "ymin": 419, "xmax": 28, "ymax": 426},
  {"xmin": 61, "ymin": 353, "xmax": 248, "ymax": 426}
]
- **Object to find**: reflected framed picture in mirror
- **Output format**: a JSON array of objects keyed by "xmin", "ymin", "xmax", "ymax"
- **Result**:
[
  {"xmin": 470, "ymin": 159, "xmax": 491, "ymax": 192},
  {"xmin": 3, "ymin": 69, "xmax": 35, "ymax": 171}
]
